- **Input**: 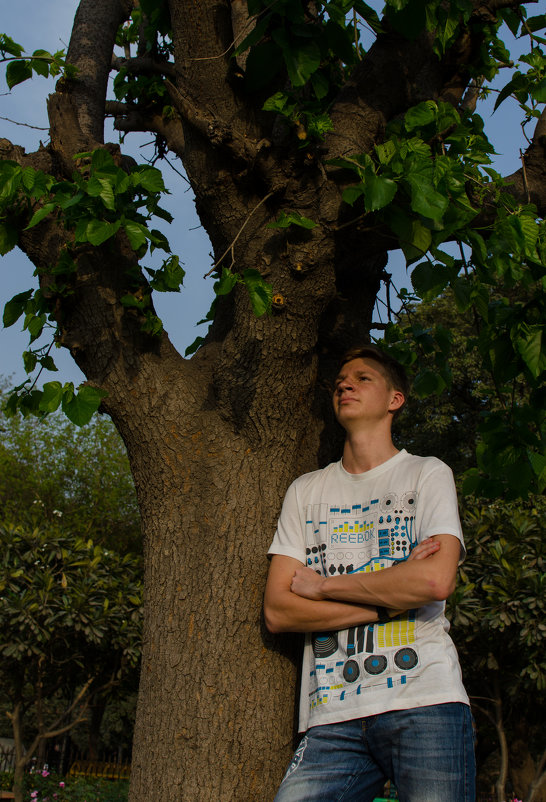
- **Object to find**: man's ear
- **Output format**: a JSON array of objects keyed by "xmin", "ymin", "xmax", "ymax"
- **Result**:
[{"xmin": 389, "ymin": 390, "xmax": 405, "ymax": 412}]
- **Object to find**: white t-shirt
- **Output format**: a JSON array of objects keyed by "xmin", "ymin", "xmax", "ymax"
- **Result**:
[{"xmin": 268, "ymin": 449, "xmax": 470, "ymax": 732}]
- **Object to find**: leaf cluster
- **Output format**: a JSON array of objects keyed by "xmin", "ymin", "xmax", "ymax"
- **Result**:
[
  {"xmin": 449, "ymin": 496, "xmax": 546, "ymax": 703},
  {"xmin": 0, "ymin": 150, "xmax": 182, "ymax": 418},
  {"xmin": 351, "ymin": 93, "xmax": 546, "ymax": 498},
  {"xmin": 0, "ymin": 34, "xmax": 76, "ymax": 89},
  {"xmin": 0, "ymin": 522, "xmax": 142, "ymax": 682},
  {"xmin": 185, "ymin": 266, "xmax": 272, "ymax": 355}
]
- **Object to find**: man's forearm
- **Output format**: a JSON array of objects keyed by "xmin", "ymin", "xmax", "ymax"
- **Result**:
[
  {"xmin": 318, "ymin": 558, "xmax": 452, "ymax": 608},
  {"xmin": 265, "ymin": 590, "xmax": 389, "ymax": 634},
  {"xmin": 290, "ymin": 535, "xmax": 460, "ymax": 609}
]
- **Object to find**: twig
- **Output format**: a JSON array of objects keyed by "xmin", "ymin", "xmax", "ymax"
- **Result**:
[
  {"xmin": 520, "ymin": 148, "xmax": 531, "ymax": 204},
  {"xmin": 187, "ymin": 1, "xmax": 278, "ymax": 62},
  {"xmin": 0, "ymin": 115, "xmax": 48, "ymax": 131},
  {"xmin": 204, "ymin": 191, "xmax": 275, "ymax": 278}
]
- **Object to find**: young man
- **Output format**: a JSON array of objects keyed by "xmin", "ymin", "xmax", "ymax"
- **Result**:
[{"xmin": 265, "ymin": 345, "xmax": 475, "ymax": 802}]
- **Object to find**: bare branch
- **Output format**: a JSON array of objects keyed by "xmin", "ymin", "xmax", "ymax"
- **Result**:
[
  {"xmin": 0, "ymin": 115, "xmax": 49, "ymax": 131},
  {"xmin": 204, "ymin": 191, "xmax": 276, "ymax": 277}
]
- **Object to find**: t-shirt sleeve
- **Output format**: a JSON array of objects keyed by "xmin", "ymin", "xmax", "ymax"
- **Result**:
[
  {"xmin": 416, "ymin": 460, "xmax": 465, "ymax": 562},
  {"xmin": 268, "ymin": 479, "xmax": 306, "ymax": 564}
]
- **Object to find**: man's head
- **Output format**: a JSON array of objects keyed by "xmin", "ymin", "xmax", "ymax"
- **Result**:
[{"xmin": 336, "ymin": 345, "xmax": 410, "ymax": 421}]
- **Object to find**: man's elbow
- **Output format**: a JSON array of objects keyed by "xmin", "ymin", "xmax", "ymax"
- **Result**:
[
  {"xmin": 264, "ymin": 603, "xmax": 289, "ymax": 634},
  {"xmin": 427, "ymin": 575, "xmax": 456, "ymax": 602}
]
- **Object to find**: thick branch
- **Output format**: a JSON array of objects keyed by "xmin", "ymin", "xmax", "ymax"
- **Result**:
[
  {"xmin": 105, "ymin": 101, "xmax": 187, "ymax": 155},
  {"xmin": 165, "ymin": 78, "xmax": 269, "ymax": 161},
  {"xmin": 111, "ymin": 55, "xmax": 177, "ymax": 79},
  {"xmin": 48, "ymin": 0, "xmax": 134, "ymax": 156}
]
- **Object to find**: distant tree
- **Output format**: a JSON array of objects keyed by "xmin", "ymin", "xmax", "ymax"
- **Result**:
[
  {"xmin": 0, "ymin": 522, "xmax": 142, "ymax": 802},
  {"xmin": 0, "ymin": 384, "xmax": 140, "ymax": 552},
  {"xmin": 449, "ymin": 498, "xmax": 546, "ymax": 802},
  {"xmin": 381, "ymin": 294, "xmax": 545, "ymax": 799},
  {"xmin": 390, "ymin": 291, "xmax": 487, "ymax": 475}
]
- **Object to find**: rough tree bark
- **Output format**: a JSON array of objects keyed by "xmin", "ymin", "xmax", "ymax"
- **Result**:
[{"xmin": 3, "ymin": 1, "xmax": 546, "ymax": 800}]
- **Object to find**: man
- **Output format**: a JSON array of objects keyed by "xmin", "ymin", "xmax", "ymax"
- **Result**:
[{"xmin": 264, "ymin": 345, "xmax": 475, "ymax": 802}]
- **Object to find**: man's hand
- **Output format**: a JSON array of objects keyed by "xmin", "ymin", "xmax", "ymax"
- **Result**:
[
  {"xmin": 291, "ymin": 537, "xmax": 441, "ymax": 601},
  {"xmin": 290, "ymin": 566, "xmax": 326, "ymax": 600}
]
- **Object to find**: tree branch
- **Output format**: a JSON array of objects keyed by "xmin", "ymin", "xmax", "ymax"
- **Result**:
[
  {"xmin": 165, "ymin": 79, "xmax": 269, "ymax": 161},
  {"xmin": 47, "ymin": 0, "xmax": 134, "ymax": 158},
  {"xmin": 111, "ymin": 54, "xmax": 176, "ymax": 79}
]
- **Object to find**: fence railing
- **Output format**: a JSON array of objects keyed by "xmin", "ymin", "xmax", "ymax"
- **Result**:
[{"xmin": 67, "ymin": 760, "xmax": 131, "ymax": 781}]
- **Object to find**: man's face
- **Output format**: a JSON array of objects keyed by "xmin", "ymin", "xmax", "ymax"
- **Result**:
[{"xmin": 332, "ymin": 358, "xmax": 402, "ymax": 427}]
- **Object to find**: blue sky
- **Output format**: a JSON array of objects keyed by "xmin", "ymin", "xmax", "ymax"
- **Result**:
[{"xmin": 0, "ymin": 2, "xmax": 529, "ymax": 386}]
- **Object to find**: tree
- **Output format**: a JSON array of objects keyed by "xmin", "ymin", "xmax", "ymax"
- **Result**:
[
  {"xmin": 0, "ymin": 382, "xmax": 141, "ymax": 553},
  {"xmin": 450, "ymin": 498, "xmax": 546, "ymax": 802},
  {"xmin": 0, "ymin": 2, "xmax": 545, "ymax": 800},
  {"xmin": 384, "ymin": 295, "xmax": 546, "ymax": 800},
  {"xmin": 0, "ymin": 521, "xmax": 142, "ymax": 802}
]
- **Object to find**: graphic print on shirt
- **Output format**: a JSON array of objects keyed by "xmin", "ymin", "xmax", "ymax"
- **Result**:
[{"xmin": 304, "ymin": 490, "xmax": 420, "ymax": 713}]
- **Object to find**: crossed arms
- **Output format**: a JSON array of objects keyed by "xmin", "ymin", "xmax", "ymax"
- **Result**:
[{"xmin": 264, "ymin": 534, "xmax": 461, "ymax": 634}]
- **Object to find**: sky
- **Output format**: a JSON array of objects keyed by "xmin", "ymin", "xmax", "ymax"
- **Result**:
[{"xmin": 0, "ymin": 1, "xmax": 530, "ymax": 387}]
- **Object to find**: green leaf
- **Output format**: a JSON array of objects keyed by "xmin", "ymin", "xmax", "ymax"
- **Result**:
[
  {"xmin": 86, "ymin": 219, "xmax": 121, "ymax": 246},
  {"xmin": 405, "ymin": 171, "xmax": 449, "ymax": 221},
  {"xmin": 245, "ymin": 42, "xmax": 283, "ymax": 91},
  {"xmin": 514, "ymin": 324, "xmax": 545, "ymax": 379},
  {"xmin": 525, "ymin": 14, "xmax": 546, "ymax": 33},
  {"xmin": 134, "ymin": 167, "xmax": 166, "ymax": 193},
  {"xmin": 364, "ymin": 173, "xmax": 397, "ymax": 212},
  {"xmin": 0, "ymin": 35, "xmax": 24, "ymax": 58},
  {"xmin": 39, "ymin": 381, "xmax": 64, "ymax": 413},
  {"xmin": 404, "ymin": 101, "xmax": 438, "ymax": 132},
  {"xmin": 3, "ymin": 290, "xmax": 33, "ymax": 328},
  {"xmin": 62, "ymin": 385, "xmax": 108, "ymax": 426},
  {"xmin": 268, "ymin": 211, "xmax": 317, "ymax": 229},
  {"xmin": 0, "ymin": 222, "xmax": 19, "ymax": 255},
  {"xmin": 411, "ymin": 262, "xmax": 451, "ymax": 301},
  {"xmin": 184, "ymin": 336, "xmax": 204, "ymax": 356},
  {"xmin": 272, "ymin": 31, "xmax": 321, "ymax": 87},
  {"xmin": 6, "ymin": 59, "xmax": 33, "ymax": 89},
  {"xmin": 262, "ymin": 91, "xmax": 296, "ymax": 115},
  {"xmin": 530, "ymin": 77, "xmax": 546, "ymax": 104},
  {"xmin": 342, "ymin": 185, "xmax": 365, "ymax": 206},
  {"xmin": 25, "ymin": 203, "xmax": 56, "ymax": 230},
  {"xmin": 22, "ymin": 350, "xmax": 37, "ymax": 374},
  {"xmin": 148, "ymin": 256, "xmax": 185, "ymax": 292},
  {"xmin": 527, "ymin": 450, "xmax": 546, "ymax": 492},
  {"xmin": 242, "ymin": 269, "xmax": 272, "ymax": 317},
  {"xmin": 375, "ymin": 140, "xmax": 397, "ymax": 166},
  {"xmin": 494, "ymin": 72, "xmax": 526, "ymax": 111},
  {"xmin": 96, "ymin": 178, "xmax": 116, "ymax": 210},
  {"xmin": 26, "ymin": 314, "xmax": 46, "ymax": 342},
  {"xmin": 413, "ymin": 368, "xmax": 445, "ymax": 397},
  {"xmin": 30, "ymin": 49, "xmax": 53, "ymax": 78},
  {"xmin": 215, "ymin": 268, "xmax": 238, "ymax": 296},
  {"xmin": 123, "ymin": 220, "xmax": 148, "ymax": 250},
  {"xmin": 451, "ymin": 277, "xmax": 472, "ymax": 312},
  {"xmin": 234, "ymin": 15, "xmax": 270, "ymax": 55},
  {"xmin": 310, "ymin": 71, "xmax": 329, "ymax": 101}
]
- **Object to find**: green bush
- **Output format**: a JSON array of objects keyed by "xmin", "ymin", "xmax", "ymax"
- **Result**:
[{"xmin": 24, "ymin": 771, "xmax": 129, "ymax": 802}]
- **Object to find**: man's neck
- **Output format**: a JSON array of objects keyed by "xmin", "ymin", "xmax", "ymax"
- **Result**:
[{"xmin": 341, "ymin": 428, "xmax": 399, "ymax": 474}]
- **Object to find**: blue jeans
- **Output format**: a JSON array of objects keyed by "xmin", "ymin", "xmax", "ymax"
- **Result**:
[{"xmin": 274, "ymin": 703, "xmax": 475, "ymax": 802}]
